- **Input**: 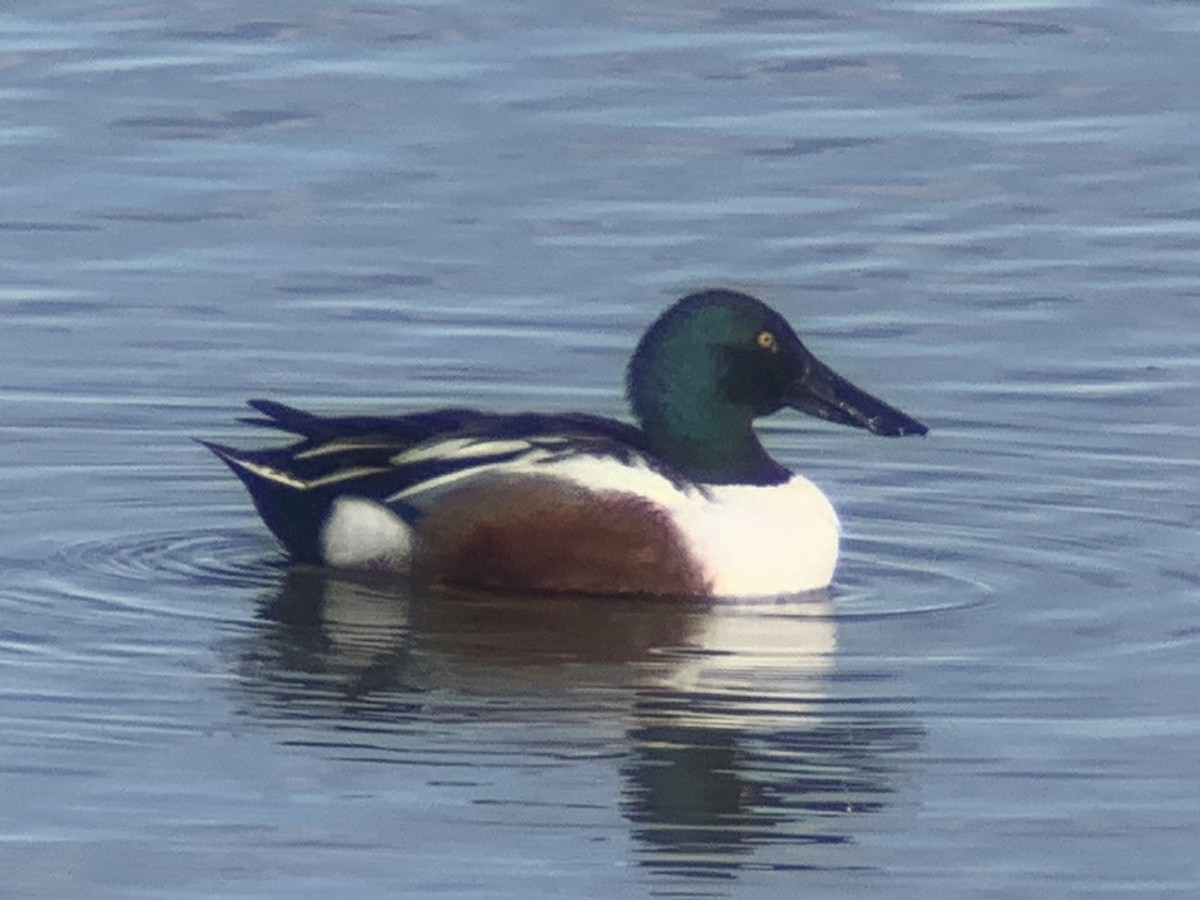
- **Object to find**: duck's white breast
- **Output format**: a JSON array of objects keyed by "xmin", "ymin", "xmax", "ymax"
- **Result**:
[{"xmin": 671, "ymin": 476, "xmax": 840, "ymax": 597}]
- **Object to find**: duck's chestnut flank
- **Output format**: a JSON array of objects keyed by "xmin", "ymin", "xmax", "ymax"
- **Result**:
[{"xmin": 416, "ymin": 475, "xmax": 710, "ymax": 597}]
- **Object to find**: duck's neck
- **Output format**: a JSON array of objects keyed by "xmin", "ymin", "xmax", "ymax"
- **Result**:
[
  {"xmin": 629, "ymin": 365, "xmax": 790, "ymax": 485},
  {"xmin": 641, "ymin": 412, "xmax": 790, "ymax": 485}
]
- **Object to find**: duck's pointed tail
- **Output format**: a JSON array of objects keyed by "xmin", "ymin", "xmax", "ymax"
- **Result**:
[{"xmin": 197, "ymin": 439, "xmax": 326, "ymax": 563}]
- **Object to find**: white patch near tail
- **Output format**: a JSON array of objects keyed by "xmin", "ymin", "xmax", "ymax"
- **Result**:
[{"xmin": 319, "ymin": 497, "xmax": 413, "ymax": 573}]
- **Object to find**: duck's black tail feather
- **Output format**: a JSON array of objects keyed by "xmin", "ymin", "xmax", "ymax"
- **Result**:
[
  {"xmin": 237, "ymin": 398, "xmax": 325, "ymax": 434},
  {"xmin": 197, "ymin": 439, "xmax": 328, "ymax": 563},
  {"xmin": 238, "ymin": 397, "xmax": 491, "ymax": 447}
]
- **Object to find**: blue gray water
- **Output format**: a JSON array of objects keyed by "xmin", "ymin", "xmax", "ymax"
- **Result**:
[{"xmin": 2, "ymin": 1, "xmax": 1198, "ymax": 897}]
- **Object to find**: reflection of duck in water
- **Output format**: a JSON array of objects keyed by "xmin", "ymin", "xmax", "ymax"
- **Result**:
[
  {"xmin": 619, "ymin": 601, "xmax": 923, "ymax": 877},
  {"xmin": 205, "ymin": 289, "xmax": 926, "ymax": 598},
  {"xmin": 240, "ymin": 573, "xmax": 921, "ymax": 878}
]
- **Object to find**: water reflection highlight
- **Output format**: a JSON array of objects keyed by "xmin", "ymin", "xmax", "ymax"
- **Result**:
[{"xmin": 234, "ymin": 571, "xmax": 923, "ymax": 879}]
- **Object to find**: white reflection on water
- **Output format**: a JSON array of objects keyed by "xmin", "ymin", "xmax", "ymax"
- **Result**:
[{"xmin": 229, "ymin": 570, "xmax": 923, "ymax": 878}]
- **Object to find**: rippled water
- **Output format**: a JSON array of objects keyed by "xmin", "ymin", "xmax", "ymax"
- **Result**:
[{"xmin": 3, "ymin": 1, "xmax": 1200, "ymax": 897}]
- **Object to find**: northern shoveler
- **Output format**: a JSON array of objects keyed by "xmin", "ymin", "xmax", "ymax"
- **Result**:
[{"xmin": 203, "ymin": 289, "xmax": 927, "ymax": 597}]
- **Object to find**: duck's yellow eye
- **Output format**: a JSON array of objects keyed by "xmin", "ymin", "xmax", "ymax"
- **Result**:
[{"xmin": 756, "ymin": 330, "xmax": 778, "ymax": 353}]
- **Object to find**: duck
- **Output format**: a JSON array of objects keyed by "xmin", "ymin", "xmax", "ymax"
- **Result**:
[{"xmin": 203, "ymin": 288, "xmax": 927, "ymax": 598}]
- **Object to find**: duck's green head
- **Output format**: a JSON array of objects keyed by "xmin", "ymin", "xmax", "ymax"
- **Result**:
[{"xmin": 627, "ymin": 289, "xmax": 927, "ymax": 485}]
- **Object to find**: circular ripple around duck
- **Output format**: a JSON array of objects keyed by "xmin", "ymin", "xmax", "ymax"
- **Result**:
[
  {"xmin": 830, "ymin": 549, "xmax": 995, "ymax": 620},
  {"xmin": 55, "ymin": 528, "xmax": 281, "ymax": 591},
  {"xmin": 51, "ymin": 529, "xmax": 993, "ymax": 620}
]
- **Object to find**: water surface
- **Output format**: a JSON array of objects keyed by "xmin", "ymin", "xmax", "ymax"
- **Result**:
[{"xmin": 2, "ymin": 1, "xmax": 1199, "ymax": 897}]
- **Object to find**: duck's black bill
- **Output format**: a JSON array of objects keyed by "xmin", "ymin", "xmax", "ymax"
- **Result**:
[{"xmin": 786, "ymin": 358, "xmax": 928, "ymax": 437}]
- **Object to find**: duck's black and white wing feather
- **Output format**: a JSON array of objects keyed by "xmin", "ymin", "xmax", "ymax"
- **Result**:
[{"xmin": 202, "ymin": 399, "xmax": 680, "ymax": 562}]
